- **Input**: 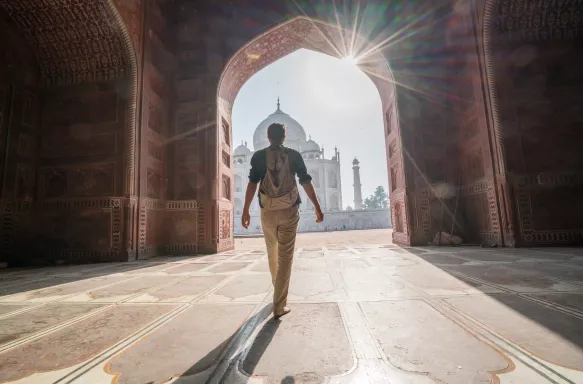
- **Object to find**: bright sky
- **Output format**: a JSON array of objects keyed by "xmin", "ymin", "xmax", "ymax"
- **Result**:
[{"xmin": 232, "ymin": 48, "xmax": 388, "ymax": 209}]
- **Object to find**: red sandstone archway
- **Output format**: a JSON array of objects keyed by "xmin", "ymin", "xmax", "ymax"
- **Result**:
[
  {"xmin": 214, "ymin": 16, "xmax": 407, "ymax": 252},
  {"xmin": 0, "ymin": 0, "xmax": 140, "ymax": 263}
]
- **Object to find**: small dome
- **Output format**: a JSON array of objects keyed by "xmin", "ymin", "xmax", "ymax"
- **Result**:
[
  {"xmin": 302, "ymin": 137, "xmax": 320, "ymax": 153},
  {"xmin": 234, "ymin": 142, "xmax": 251, "ymax": 156}
]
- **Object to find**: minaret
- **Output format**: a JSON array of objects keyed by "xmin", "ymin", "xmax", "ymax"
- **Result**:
[{"xmin": 352, "ymin": 158, "xmax": 363, "ymax": 210}]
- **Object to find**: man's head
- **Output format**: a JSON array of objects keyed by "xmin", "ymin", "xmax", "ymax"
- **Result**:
[{"xmin": 267, "ymin": 123, "xmax": 286, "ymax": 146}]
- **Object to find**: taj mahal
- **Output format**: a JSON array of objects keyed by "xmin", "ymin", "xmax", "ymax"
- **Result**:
[{"xmin": 233, "ymin": 99, "xmax": 391, "ymax": 235}]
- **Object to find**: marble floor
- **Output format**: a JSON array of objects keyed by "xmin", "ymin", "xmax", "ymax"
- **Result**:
[{"xmin": 1, "ymin": 229, "xmax": 582, "ymax": 383}]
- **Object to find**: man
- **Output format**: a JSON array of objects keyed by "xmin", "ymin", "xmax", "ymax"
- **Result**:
[{"xmin": 242, "ymin": 123, "xmax": 323, "ymax": 319}]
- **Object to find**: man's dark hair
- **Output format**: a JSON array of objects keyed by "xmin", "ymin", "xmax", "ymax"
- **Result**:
[{"xmin": 267, "ymin": 123, "xmax": 286, "ymax": 145}]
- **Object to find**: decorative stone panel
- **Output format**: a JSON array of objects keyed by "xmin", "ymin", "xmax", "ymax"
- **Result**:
[{"xmin": 0, "ymin": 0, "xmax": 131, "ymax": 85}]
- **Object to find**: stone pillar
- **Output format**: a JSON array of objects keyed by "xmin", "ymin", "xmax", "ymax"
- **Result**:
[{"xmin": 352, "ymin": 158, "xmax": 363, "ymax": 210}]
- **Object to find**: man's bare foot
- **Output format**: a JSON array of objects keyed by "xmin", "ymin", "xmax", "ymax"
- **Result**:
[{"xmin": 274, "ymin": 307, "xmax": 291, "ymax": 319}]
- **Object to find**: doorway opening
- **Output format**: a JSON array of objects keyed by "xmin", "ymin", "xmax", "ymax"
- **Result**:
[{"xmin": 231, "ymin": 48, "xmax": 390, "ymax": 235}]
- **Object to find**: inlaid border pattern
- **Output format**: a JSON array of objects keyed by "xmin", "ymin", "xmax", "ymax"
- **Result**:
[
  {"xmin": 2, "ymin": 198, "xmax": 123, "ymax": 261},
  {"xmin": 515, "ymin": 172, "xmax": 583, "ymax": 244}
]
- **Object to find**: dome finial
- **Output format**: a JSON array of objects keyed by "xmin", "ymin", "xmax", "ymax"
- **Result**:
[{"xmin": 277, "ymin": 97, "xmax": 280, "ymax": 110}]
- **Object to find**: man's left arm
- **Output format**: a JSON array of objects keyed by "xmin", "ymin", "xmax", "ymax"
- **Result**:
[{"xmin": 294, "ymin": 152, "xmax": 324, "ymax": 223}]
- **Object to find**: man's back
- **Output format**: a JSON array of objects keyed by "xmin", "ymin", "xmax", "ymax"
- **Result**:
[
  {"xmin": 249, "ymin": 146, "xmax": 312, "ymax": 209},
  {"xmin": 249, "ymin": 146, "xmax": 311, "ymax": 186}
]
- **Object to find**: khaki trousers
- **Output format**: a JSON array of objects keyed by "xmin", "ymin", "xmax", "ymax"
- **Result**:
[{"xmin": 260, "ymin": 205, "xmax": 300, "ymax": 314}]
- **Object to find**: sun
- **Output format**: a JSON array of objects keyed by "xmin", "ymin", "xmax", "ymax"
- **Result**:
[{"xmin": 342, "ymin": 55, "xmax": 359, "ymax": 66}]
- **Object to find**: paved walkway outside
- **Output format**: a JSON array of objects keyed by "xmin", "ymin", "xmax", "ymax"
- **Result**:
[{"xmin": 0, "ymin": 229, "xmax": 582, "ymax": 383}]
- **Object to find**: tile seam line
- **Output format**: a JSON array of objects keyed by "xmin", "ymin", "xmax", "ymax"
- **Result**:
[
  {"xmin": 0, "ymin": 275, "xmax": 192, "ymax": 352},
  {"xmin": 0, "ymin": 274, "xmax": 145, "ymax": 319},
  {"xmin": 438, "ymin": 298, "xmax": 579, "ymax": 382},
  {"xmin": 0, "ymin": 305, "xmax": 190, "ymax": 384},
  {"xmin": 56, "ymin": 304, "xmax": 192, "ymax": 384}
]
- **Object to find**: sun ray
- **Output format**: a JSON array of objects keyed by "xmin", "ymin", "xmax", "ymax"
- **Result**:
[
  {"xmin": 290, "ymin": 0, "xmax": 345, "ymax": 58},
  {"xmin": 348, "ymin": 2, "xmax": 361, "ymax": 57},
  {"xmin": 331, "ymin": 0, "xmax": 349, "ymax": 57},
  {"xmin": 164, "ymin": 121, "xmax": 216, "ymax": 145},
  {"xmin": 354, "ymin": 4, "xmax": 447, "ymax": 62}
]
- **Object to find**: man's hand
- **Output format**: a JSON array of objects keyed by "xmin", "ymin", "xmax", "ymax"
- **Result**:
[
  {"xmin": 315, "ymin": 206, "xmax": 324, "ymax": 223},
  {"xmin": 242, "ymin": 210, "xmax": 251, "ymax": 229},
  {"xmin": 242, "ymin": 182, "xmax": 258, "ymax": 230}
]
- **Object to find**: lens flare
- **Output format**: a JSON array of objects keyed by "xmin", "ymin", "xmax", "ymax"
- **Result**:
[{"xmin": 343, "ymin": 55, "xmax": 359, "ymax": 66}]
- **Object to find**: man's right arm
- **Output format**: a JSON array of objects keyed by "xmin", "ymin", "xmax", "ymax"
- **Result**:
[
  {"xmin": 241, "ymin": 181, "xmax": 257, "ymax": 229},
  {"xmin": 242, "ymin": 152, "xmax": 261, "ymax": 229}
]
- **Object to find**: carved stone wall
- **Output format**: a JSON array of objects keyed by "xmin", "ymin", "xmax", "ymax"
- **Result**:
[
  {"xmin": 0, "ymin": 11, "xmax": 41, "ymax": 263},
  {"xmin": 486, "ymin": 0, "xmax": 583, "ymax": 245},
  {"xmin": 3, "ymin": 0, "xmax": 583, "ymax": 264},
  {"xmin": 390, "ymin": 3, "xmax": 461, "ymax": 246},
  {"xmin": 136, "ymin": 0, "xmax": 175, "ymax": 257},
  {"xmin": 0, "ymin": 0, "xmax": 131, "ymax": 86},
  {"xmin": 446, "ymin": 1, "xmax": 502, "ymax": 245},
  {"xmin": 0, "ymin": 1, "xmax": 138, "ymax": 264}
]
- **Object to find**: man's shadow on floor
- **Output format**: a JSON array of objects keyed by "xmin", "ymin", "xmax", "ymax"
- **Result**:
[
  {"xmin": 174, "ymin": 305, "xmax": 290, "ymax": 383},
  {"xmin": 242, "ymin": 317, "xmax": 281, "ymax": 374}
]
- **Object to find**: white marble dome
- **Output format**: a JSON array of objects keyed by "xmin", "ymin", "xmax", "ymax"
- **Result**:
[{"xmin": 253, "ymin": 100, "xmax": 307, "ymax": 151}]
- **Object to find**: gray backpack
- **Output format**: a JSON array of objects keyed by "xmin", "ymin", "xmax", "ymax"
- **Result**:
[{"xmin": 259, "ymin": 147, "xmax": 299, "ymax": 210}]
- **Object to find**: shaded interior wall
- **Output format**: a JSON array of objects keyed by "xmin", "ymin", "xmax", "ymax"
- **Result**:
[
  {"xmin": 31, "ymin": 80, "xmax": 128, "ymax": 262},
  {"xmin": 494, "ymin": 38, "xmax": 583, "ymax": 245},
  {"xmin": 0, "ymin": 11, "xmax": 41, "ymax": 262},
  {"xmin": 375, "ymin": 77, "xmax": 404, "ymax": 243},
  {"xmin": 391, "ymin": 3, "xmax": 466, "ymax": 246},
  {"xmin": 445, "ymin": 2, "xmax": 502, "ymax": 245},
  {"xmin": 0, "ymin": 0, "xmax": 141, "ymax": 265},
  {"xmin": 167, "ymin": 2, "xmax": 220, "ymax": 254},
  {"xmin": 138, "ymin": 0, "xmax": 178, "ymax": 257}
]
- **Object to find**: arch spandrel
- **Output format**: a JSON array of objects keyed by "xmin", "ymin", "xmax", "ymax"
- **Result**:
[{"xmin": 218, "ymin": 17, "xmax": 396, "ymax": 107}]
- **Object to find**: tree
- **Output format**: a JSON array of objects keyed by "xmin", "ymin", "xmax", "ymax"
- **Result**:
[{"xmin": 363, "ymin": 186, "xmax": 389, "ymax": 209}]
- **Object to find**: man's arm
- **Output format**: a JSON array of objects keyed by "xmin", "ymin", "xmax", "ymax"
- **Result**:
[
  {"xmin": 242, "ymin": 152, "xmax": 262, "ymax": 229},
  {"xmin": 301, "ymin": 182, "xmax": 324, "ymax": 223},
  {"xmin": 293, "ymin": 151, "xmax": 323, "ymax": 223},
  {"xmin": 241, "ymin": 181, "xmax": 257, "ymax": 229}
]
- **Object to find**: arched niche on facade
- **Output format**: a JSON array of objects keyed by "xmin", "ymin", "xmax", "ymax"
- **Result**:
[
  {"xmin": 329, "ymin": 194, "xmax": 340, "ymax": 211},
  {"xmin": 234, "ymin": 174, "xmax": 243, "ymax": 193},
  {"xmin": 328, "ymin": 171, "xmax": 338, "ymax": 189},
  {"xmin": 234, "ymin": 198, "xmax": 243, "ymax": 216},
  {"xmin": 310, "ymin": 169, "xmax": 321, "ymax": 189}
]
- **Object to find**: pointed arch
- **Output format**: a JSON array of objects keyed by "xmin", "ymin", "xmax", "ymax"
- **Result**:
[{"xmin": 214, "ymin": 16, "xmax": 409, "ymax": 250}]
